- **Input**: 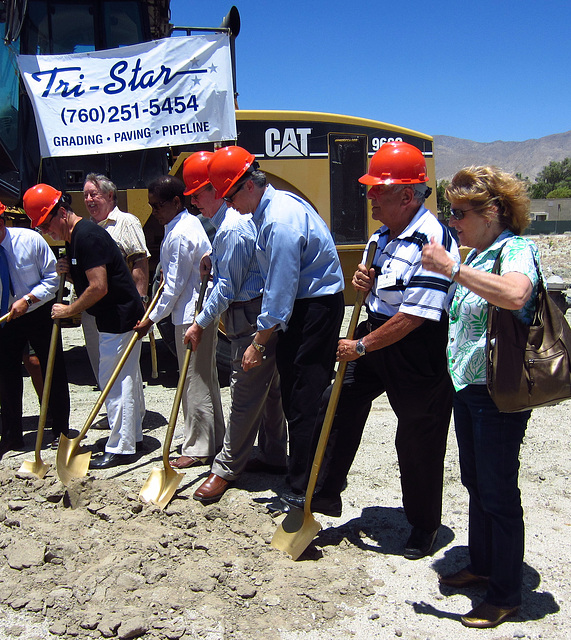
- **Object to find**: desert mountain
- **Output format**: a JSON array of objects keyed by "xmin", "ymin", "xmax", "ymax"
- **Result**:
[{"xmin": 433, "ymin": 131, "xmax": 571, "ymax": 182}]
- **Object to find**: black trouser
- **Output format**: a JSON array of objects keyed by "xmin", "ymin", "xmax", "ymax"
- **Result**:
[
  {"xmin": 276, "ymin": 291, "xmax": 344, "ymax": 493},
  {"xmin": 0, "ymin": 303, "xmax": 70, "ymax": 446},
  {"xmin": 309, "ymin": 316, "xmax": 453, "ymax": 532}
]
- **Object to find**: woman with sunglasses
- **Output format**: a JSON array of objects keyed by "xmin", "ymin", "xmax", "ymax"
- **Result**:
[{"xmin": 421, "ymin": 166, "xmax": 541, "ymax": 629}]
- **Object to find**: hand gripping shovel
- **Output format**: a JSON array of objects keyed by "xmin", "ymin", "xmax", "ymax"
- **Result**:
[
  {"xmin": 139, "ymin": 275, "xmax": 209, "ymax": 509},
  {"xmin": 271, "ymin": 241, "xmax": 378, "ymax": 560},
  {"xmin": 55, "ymin": 281, "xmax": 164, "ymax": 485},
  {"xmin": 19, "ymin": 275, "xmax": 67, "ymax": 479}
]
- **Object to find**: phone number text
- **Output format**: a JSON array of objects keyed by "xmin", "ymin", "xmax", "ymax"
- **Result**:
[{"xmin": 60, "ymin": 96, "xmax": 199, "ymax": 126}]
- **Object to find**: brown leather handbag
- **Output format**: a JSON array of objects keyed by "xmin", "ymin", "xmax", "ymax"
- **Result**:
[{"xmin": 486, "ymin": 248, "xmax": 571, "ymax": 412}]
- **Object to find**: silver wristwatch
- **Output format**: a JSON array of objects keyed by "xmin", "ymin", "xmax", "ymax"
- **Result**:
[
  {"xmin": 356, "ymin": 339, "xmax": 366, "ymax": 357},
  {"xmin": 24, "ymin": 295, "xmax": 33, "ymax": 307},
  {"xmin": 450, "ymin": 259, "xmax": 461, "ymax": 281}
]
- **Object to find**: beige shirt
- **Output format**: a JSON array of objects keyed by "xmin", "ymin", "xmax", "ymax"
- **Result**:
[{"xmin": 98, "ymin": 207, "xmax": 150, "ymax": 269}]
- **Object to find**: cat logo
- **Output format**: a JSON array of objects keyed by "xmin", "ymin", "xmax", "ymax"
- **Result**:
[{"xmin": 265, "ymin": 127, "xmax": 312, "ymax": 157}]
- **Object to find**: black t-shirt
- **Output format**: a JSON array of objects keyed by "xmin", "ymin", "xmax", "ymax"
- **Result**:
[{"xmin": 67, "ymin": 219, "xmax": 144, "ymax": 333}]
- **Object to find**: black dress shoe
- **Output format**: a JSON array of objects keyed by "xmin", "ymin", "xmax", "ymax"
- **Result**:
[
  {"xmin": 281, "ymin": 492, "xmax": 342, "ymax": 517},
  {"xmin": 244, "ymin": 458, "xmax": 288, "ymax": 475},
  {"xmin": 439, "ymin": 567, "xmax": 489, "ymax": 588},
  {"xmin": 89, "ymin": 452, "xmax": 134, "ymax": 469},
  {"xmin": 404, "ymin": 527, "xmax": 438, "ymax": 560},
  {"xmin": 461, "ymin": 601, "xmax": 519, "ymax": 628},
  {"xmin": 0, "ymin": 437, "xmax": 25, "ymax": 459}
]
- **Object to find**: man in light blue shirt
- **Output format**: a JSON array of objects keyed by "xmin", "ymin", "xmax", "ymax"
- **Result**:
[
  {"xmin": 183, "ymin": 152, "xmax": 287, "ymax": 504},
  {"xmin": 0, "ymin": 202, "xmax": 70, "ymax": 458},
  {"xmin": 208, "ymin": 146, "xmax": 345, "ymax": 496}
]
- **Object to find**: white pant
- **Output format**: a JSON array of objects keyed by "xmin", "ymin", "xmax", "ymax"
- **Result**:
[
  {"xmin": 98, "ymin": 331, "xmax": 144, "ymax": 455},
  {"xmin": 83, "ymin": 311, "xmax": 145, "ymax": 423}
]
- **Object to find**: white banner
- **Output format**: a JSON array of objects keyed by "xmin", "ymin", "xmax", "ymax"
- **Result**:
[{"xmin": 17, "ymin": 35, "xmax": 236, "ymax": 158}]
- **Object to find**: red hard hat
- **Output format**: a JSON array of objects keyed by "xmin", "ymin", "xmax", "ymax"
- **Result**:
[
  {"xmin": 207, "ymin": 146, "xmax": 256, "ymax": 199},
  {"xmin": 359, "ymin": 141, "xmax": 428, "ymax": 186},
  {"xmin": 183, "ymin": 151, "xmax": 214, "ymax": 195},
  {"xmin": 0, "ymin": 201, "xmax": 5, "ymax": 216},
  {"xmin": 23, "ymin": 184, "xmax": 63, "ymax": 227}
]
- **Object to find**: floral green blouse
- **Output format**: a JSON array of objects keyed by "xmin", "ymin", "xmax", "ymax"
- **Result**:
[{"xmin": 448, "ymin": 230, "xmax": 540, "ymax": 391}]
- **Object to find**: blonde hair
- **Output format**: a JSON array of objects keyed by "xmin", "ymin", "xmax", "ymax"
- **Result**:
[{"xmin": 445, "ymin": 166, "xmax": 530, "ymax": 234}]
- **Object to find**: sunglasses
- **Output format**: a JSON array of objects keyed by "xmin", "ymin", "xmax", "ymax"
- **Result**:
[
  {"xmin": 449, "ymin": 207, "xmax": 479, "ymax": 220},
  {"xmin": 223, "ymin": 180, "xmax": 247, "ymax": 204}
]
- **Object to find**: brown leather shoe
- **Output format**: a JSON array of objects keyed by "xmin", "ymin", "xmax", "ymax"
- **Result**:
[
  {"xmin": 461, "ymin": 601, "xmax": 519, "ymax": 628},
  {"xmin": 193, "ymin": 473, "xmax": 230, "ymax": 504},
  {"xmin": 439, "ymin": 567, "xmax": 490, "ymax": 588}
]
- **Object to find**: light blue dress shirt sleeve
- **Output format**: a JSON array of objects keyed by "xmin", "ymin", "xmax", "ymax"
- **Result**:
[{"xmin": 4, "ymin": 228, "xmax": 58, "ymax": 309}]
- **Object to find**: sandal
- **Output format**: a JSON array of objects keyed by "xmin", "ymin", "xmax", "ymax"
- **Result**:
[{"xmin": 170, "ymin": 455, "xmax": 207, "ymax": 469}]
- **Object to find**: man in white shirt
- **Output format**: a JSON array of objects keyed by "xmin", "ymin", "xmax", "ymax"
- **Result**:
[
  {"xmin": 134, "ymin": 176, "xmax": 224, "ymax": 466},
  {"xmin": 0, "ymin": 200, "xmax": 70, "ymax": 459}
]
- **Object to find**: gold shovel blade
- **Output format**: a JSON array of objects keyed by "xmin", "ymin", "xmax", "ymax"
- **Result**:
[
  {"xmin": 56, "ymin": 434, "xmax": 92, "ymax": 486},
  {"xmin": 271, "ymin": 507, "xmax": 322, "ymax": 560},
  {"xmin": 18, "ymin": 458, "xmax": 51, "ymax": 479},
  {"xmin": 139, "ymin": 465, "xmax": 184, "ymax": 510}
]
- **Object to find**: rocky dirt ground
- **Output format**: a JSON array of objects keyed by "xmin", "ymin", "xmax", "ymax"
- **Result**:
[{"xmin": 0, "ymin": 235, "xmax": 570, "ymax": 640}]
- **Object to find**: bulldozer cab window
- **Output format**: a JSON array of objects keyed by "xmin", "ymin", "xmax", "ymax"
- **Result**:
[
  {"xmin": 22, "ymin": 0, "xmax": 145, "ymax": 54},
  {"xmin": 329, "ymin": 133, "xmax": 368, "ymax": 245}
]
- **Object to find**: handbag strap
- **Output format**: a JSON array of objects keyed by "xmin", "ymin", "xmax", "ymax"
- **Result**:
[{"xmin": 492, "ymin": 237, "xmax": 546, "ymax": 325}]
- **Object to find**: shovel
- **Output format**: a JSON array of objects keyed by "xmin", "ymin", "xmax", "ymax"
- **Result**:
[
  {"xmin": 271, "ymin": 241, "xmax": 378, "ymax": 560},
  {"xmin": 19, "ymin": 275, "xmax": 67, "ymax": 478},
  {"xmin": 149, "ymin": 328, "xmax": 158, "ymax": 379},
  {"xmin": 139, "ymin": 275, "xmax": 209, "ymax": 509},
  {"xmin": 0, "ymin": 312, "xmax": 10, "ymax": 323},
  {"xmin": 56, "ymin": 281, "xmax": 164, "ymax": 485}
]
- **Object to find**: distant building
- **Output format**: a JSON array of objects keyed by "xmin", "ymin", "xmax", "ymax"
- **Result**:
[{"xmin": 527, "ymin": 198, "xmax": 571, "ymax": 234}]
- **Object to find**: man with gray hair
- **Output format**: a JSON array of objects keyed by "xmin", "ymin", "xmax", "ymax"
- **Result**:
[
  {"xmin": 282, "ymin": 142, "xmax": 459, "ymax": 561},
  {"xmin": 82, "ymin": 174, "xmax": 150, "ymax": 388}
]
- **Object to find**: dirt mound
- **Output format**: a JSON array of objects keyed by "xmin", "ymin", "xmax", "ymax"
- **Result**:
[
  {"xmin": 1, "ymin": 241, "xmax": 570, "ymax": 639},
  {"xmin": 0, "ymin": 469, "xmax": 376, "ymax": 640}
]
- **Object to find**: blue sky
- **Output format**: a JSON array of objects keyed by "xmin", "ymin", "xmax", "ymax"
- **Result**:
[{"xmin": 171, "ymin": 0, "xmax": 570, "ymax": 143}]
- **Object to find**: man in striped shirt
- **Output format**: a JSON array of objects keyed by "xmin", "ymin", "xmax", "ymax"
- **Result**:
[
  {"xmin": 283, "ymin": 142, "xmax": 459, "ymax": 561},
  {"xmin": 183, "ymin": 152, "xmax": 287, "ymax": 504}
]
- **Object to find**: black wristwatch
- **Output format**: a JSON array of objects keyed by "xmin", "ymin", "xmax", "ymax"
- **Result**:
[{"xmin": 356, "ymin": 339, "xmax": 366, "ymax": 357}]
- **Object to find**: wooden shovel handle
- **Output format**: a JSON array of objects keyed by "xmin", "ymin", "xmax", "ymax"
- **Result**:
[{"xmin": 76, "ymin": 280, "xmax": 164, "ymax": 441}]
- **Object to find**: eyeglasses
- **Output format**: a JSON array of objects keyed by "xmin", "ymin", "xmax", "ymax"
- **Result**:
[
  {"xmin": 190, "ymin": 186, "xmax": 210, "ymax": 202},
  {"xmin": 449, "ymin": 207, "xmax": 479, "ymax": 221},
  {"xmin": 223, "ymin": 180, "xmax": 247, "ymax": 204}
]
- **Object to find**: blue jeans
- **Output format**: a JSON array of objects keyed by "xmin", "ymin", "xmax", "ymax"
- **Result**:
[{"xmin": 454, "ymin": 384, "xmax": 530, "ymax": 608}]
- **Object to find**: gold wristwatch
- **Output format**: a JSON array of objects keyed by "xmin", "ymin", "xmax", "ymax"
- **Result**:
[{"xmin": 251, "ymin": 340, "xmax": 266, "ymax": 354}]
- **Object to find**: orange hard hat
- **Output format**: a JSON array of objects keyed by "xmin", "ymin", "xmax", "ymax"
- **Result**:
[
  {"xmin": 207, "ymin": 146, "xmax": 256, "ymax": 199},
  {"xmin": 23, "ymin": 184, "xmax": 63, "ymax": 227},
  {"xmin": 359, "ymin": 141, "xmax": 428, "ymax": 186},
  {"xmin": 183, "ymin": 151, "xmax": 214, "ymax": 195}
]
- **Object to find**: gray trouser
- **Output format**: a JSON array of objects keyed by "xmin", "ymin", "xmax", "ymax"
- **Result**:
[{"xmin": 211, "ymin": 298, "xmax": 287, "ymax": 480}]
